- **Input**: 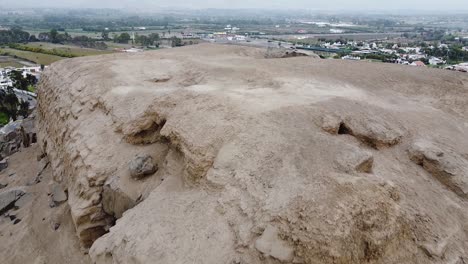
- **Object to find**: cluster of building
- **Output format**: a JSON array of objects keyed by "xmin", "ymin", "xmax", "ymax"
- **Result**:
[
  {"xmin": 205, "ymin": 25, "xmax": 252, "ymax": 42},
  {"xmin": 0, "ymin": 66, "xmax": 43, "ymax": 91},
  {"xmin": 332, "ymin": 40, "xmax": 468, "ymax": 72}
]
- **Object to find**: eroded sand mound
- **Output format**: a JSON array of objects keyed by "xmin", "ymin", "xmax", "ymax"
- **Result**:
[{"xmin": 36, "ymin": 44, "xmax": 468, "ymax": 263}]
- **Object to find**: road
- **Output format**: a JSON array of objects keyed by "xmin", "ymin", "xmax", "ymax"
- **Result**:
[
  {"xmin": 0, "ymin": 87, "xmax": 37, "ymax": 109},
  {"xmin": 14, "ymin": 90, "xmax": 37, "ymax": 109},
  {"xmin": 206, "ymin": 38, "xmax": 295, "ymax": 49}
]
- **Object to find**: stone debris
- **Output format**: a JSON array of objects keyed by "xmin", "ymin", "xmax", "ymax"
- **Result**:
[
  {"xmin": 321, "ymin": 112, "xmax": 404, "ymax": 149},
  {"xmin": 128, "ymin": 154, "xmax": 158, "ymax": 179},
  {"xmin": 408, "ymin": 139, "xmax": 468, "ymax": 199},
  {"xmin": 255, "ymin": 225, "xmax": 294, "ymax": 262},
  {"xmin": 51, "ymin": 184, "xmax": 67, "ymax": 205},
  {"xmin": 0, "ymin": 116, "xmax": 37, "ymax": 158},
  {"xmin": 0, "ymin": 189, "xmax": 25, "ymax": 215},
  {"xmin": 335, "ymin": 145, "xmax": 374, "ymax": 173},
  {"xmin": 0, "ymin": 159, "xmax": 8, "ymax": 172}
]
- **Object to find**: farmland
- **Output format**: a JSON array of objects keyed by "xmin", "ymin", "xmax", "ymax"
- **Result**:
[
  {"xmin": 0, "ymin": 47, "xmax": 65, "ymax": 65},
  {"xmin": 24, "ymin": 42, "xmax": 114, "ymax": 56},
  {"xmin": 1, "ymin": 42, "xmax": 115, "ymax": 66}
]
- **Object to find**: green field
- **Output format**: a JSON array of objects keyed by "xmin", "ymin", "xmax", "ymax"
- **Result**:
[
  {"xmin": 104, "ymin": 41, "xmax": 134, "ymax": 49},
  {"xmin": 1, "ymin": 42, "xmax": 115, "ymax": 65},
  {"xmin": 25, "ymin": 29, "xmax": 102, "ymax": 38},
  {"xmin": 0, "ymin": 48, "xmax": 64, "ymax": 65},
  {"xmin": 0, "ymin": 112, "xmax": 9, "ymax": 125},
  {"xmin": 0, "ymin": 61, "xmax": 24, "ymax": 68},
  {"xmin": 0, "ymin": 55, "xmax": 30, "ymax": 68},
  {"xmin": 25, "ymin": 42, "xmax": 114, "ymax": 56}
]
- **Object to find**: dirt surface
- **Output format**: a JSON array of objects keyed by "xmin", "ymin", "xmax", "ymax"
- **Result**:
[
  {"xmin": 32, "ymin": 43, "xmax": 468, "ymax": 263},
  {"xmin": 0, "ymin": 145, "xmax": 90, "ymax": 264}
]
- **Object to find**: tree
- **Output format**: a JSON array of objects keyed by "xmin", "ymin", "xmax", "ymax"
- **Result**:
[
  {"xmin": 8, "ymin": 71, "xmax": 37, "ymax": 91},
  {"xmin": 149, "ymin": 33, "xmax": 160, "ymax": 45},
  {"xmin": 28, "ymin": 34, "xmax": 38, "ymax": 42},
  {"xmin": 101, "ymin": 31, "xmax": 110, "ymax": 41},
  {"xmin": 420, "ymin": 57, "xmax": 429, "ymax": 65},
  {"xmin": 18, "ymin": 101, "xmax": 30, "ymax": 118},
  {"xmin": 0, "ymin": 28, "xmax": 30, "ymax": 45},
  {"xmin": 114, "ymin": 33, "xmax": 131, "ymax": 43},
  {"xmin": 0, "ymin": 88, "xmax": 19, "ymax": 121},
  {"xmin": 170, "ymin": 36, "xmax": 182, "ymax": 47},
  {"xmin": 50, "ymin": 29, "xmax": 59, "ymax": 43},
  {"xmin": 137, "ymin": 35, "xmax": 150, "ymax": 46}
]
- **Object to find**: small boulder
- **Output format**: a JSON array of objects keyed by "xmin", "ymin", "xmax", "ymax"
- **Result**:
[
  {"xmin": 408, "ymin": 139, "xmax": 468, "ymax": 199},
  {"xmin": 339, "ymin": 116, "xmax": 403, "ymax": 149},
  {"xmin": 51, "ymin": 184, "xmax": 68, "ymax": 205},
  {"xmin": 14, "ymin": 193, "xmax": 32, "ymax": 208},
  {"xmin": 255, "ymin": 225, "xmax": 294, "ymax": 262},
  {"xmin": 0, "ymin": 189, "xmax": 25, "ymax": 214},
  {"xmin": 336, "ymin": 145, "xmax": 374, "ymax": 173},
  {"xmin": 129, "ymin": 154, "xmax": 158, "ymax": 179},
  {"xmin": 0, "ymin": 159, "xmax": 8, "ymax": 172},
  {"xmin": 320, "ymin": 114, "xmax": 342, "ymax": 134}
]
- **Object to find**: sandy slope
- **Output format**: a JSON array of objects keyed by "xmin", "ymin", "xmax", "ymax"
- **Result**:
[
  {"xmin": 33, "ymin": 43, "xmax": 468, "ymax": 263},
  {"xmin": 0, "ymin": 145, "xmax": 90, "ymax": 264}
]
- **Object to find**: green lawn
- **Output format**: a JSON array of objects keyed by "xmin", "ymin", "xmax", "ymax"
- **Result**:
[
  {"xmin": 27, "ymin": 85, "xmax": 36, "ymax": 93},
  {"xmin": 0, "ymin": 112, "xmax": 9, "ymax": 125}
]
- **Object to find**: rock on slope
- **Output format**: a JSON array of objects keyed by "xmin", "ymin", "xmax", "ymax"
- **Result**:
[
  {"xmin": 0, "ymin": 145, "xmax": 89, "ymax": 264},
  {"xmin": 36, "ymin": 44, "xmax": 468, "ymax": 263}
]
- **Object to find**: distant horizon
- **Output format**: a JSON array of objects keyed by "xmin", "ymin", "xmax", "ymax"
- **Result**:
[
  {"xmin": 1, "ymin": 7, "xmax": 468, "ymax": 15},
  {"xmin": 1, "ymin": 0, "xmax": 468, "ymax": 12}
]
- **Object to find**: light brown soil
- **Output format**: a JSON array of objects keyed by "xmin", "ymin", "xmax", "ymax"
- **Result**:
[
  {"xmin": 0, "ymin": 145, "xmax": 90, "ymax": 264},
  {"xmin": 28, "ymin": 43, "xmax": 468, "ymax": 263}
]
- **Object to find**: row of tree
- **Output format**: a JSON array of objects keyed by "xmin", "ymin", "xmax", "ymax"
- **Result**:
[
  {"xmin": 0, "ymin": 70, "xmax": 35, "ymax": 122},
  {"xmin": 113, "ymin": 32, "xmax": 161, "ymax": 46},
  {"xmin": 0, "ymin": 28, "xmax": 31, "ymax": 45},
  {"xmin": 423, "ymin": 45, "xmax": 468, "ymax": 62},
  {"xmin": 8, "ymin": 43, "xmax": 77, "ymax": 58},
  {"xmin": 9, "ymin": 70, "xmax": 38, "ymax": 91},
  {"xmin": 35, "ymin": 29, "xmax": 108, "ymax": 50},
  {"xmin": 0, "ymin": 88, "xmax": 30, "ymax": 122}
]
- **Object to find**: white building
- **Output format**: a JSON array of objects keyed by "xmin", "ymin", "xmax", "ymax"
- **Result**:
[
  {"xmin": 342, "ymin": 55, "xmax": 361, "ymax": 61},
  {"xmin": 380, "ymin": 48, "xmax": 396, "ymax": 54},
  {"xmin": 330, "ymin": 29, "xmax": 344, "ymax": 34},
  {"xmin": 438, "ymin": 44, "xmax": 449, "ymax": 49},
  {"xmin": 403, "ymin": 47, "xmax": 421, "ymax": 53},
  {"xmin": 408, "ymin": 54, "xmax": 426, "ymax": 61},
  {"xmin": 429, "ymin": 57, "xmax": 445, "ymax": 65},
  {"xmin": 226, "ymin": 35, "xmax": 246, "ymax": 41},
  {"xmin": 123, "ymin": 48, "xmax": 144, "ymax": 53}
]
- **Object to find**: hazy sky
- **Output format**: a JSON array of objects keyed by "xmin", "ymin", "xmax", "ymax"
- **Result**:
[{"xmin": 1, "ymin": 0, "xmax": 468, "ymax": 10}]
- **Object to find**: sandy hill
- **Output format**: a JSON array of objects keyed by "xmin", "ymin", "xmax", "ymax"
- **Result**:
[{"xmin": 7, "ymin": 43, "xmax": 468, "ymax": 263}]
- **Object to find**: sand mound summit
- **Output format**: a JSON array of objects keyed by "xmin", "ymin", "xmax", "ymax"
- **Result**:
[{"xmin": 35, "ymin": 44, "xmax": 468, "ymax": 263}]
